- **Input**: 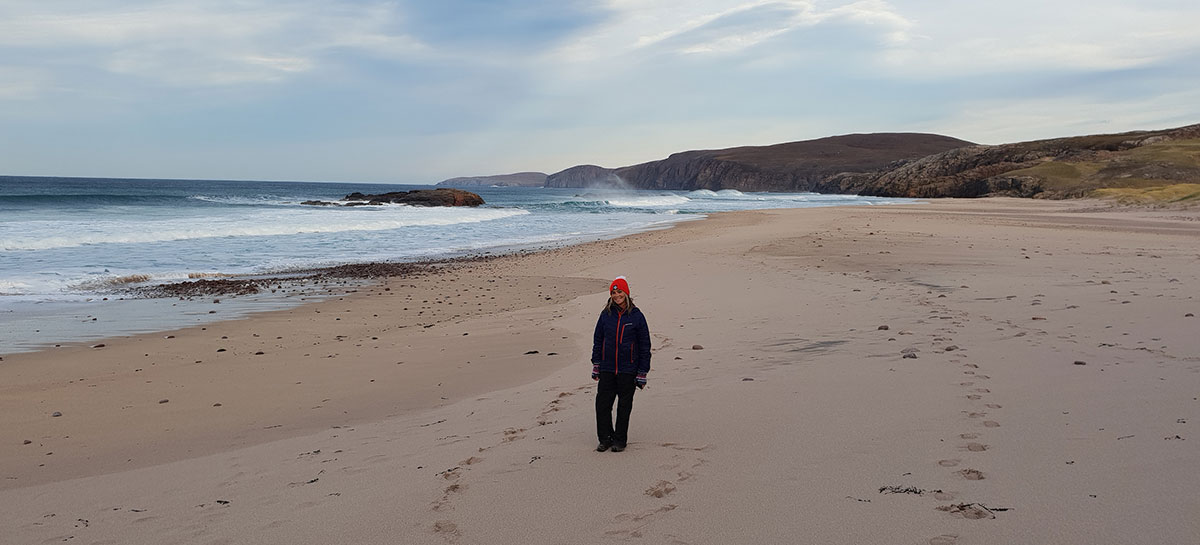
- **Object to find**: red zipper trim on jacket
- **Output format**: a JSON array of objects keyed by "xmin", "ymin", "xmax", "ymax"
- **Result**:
[{"xmin": 614, "ymin": 311, "xmax": 622, "ymax": 374}]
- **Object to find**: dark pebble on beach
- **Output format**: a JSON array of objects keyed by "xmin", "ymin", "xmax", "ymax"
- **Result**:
[
  {"xmin": 524, "ymin": 350, "xmax": 539, "ymax": 355},
  {"xmin": 217, "ymin": 348, "xmax": 226, "ymax": 352},
  {"xmin": 91, "ymin": 344, "xmax": 105, "ymax": 349},
  {"xmin": 903, "ymin": 353, "xmax": 917, "ymax": 359},
  {"xmin": 692, "ymin": 345, "xmax": 704, "ymax": 350},
  {"xmin": 51, "ymin": 412, "xmax": 62, "ymax": 417},
  {"xmin": 1187, "ymin": 313, "xmax": 1195, "ymax": 317},
  {"xmin": 255, "ymin": 351, "xmax": 264, "ymax": 355},
  {"xmin": 159, "ymin": 399, "xmax": 169, "ymax": 404},
  {"xmin": 23, "ymin": 439, "xmax": 32, "ymax": 445},
  {"xmin": 878, "ymin": 325, "xmax": 889, "ymax": 330},
  {"xmin": 213, "ymin": 403, "xmax": 222, "ymax": 407},
  {"xmin": 742, "ymin": 377, "xmax": 754, "ymax": 381},
  {"xmin": 1074, "ymin": 360, "xmax": 1087, "ymax": 365}
]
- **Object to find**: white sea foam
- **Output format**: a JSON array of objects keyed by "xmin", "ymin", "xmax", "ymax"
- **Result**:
[
  {"xmin": 190, "ymin": 194, "xmax": 284, "ymax": 205},
  {"xmin": 0, "ymin": 207, "xmax": 529, "ymax": 251},
  {"xmin": 0, "ymin": 280, "xmax": 34, "ymax": 295},
  {"xmin": 606, "ymin": 195, "xmax": 691, "ymax": 207}
]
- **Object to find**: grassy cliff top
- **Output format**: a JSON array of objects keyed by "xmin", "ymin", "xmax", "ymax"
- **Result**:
[{"xmin": 1004, "ymin": 138, "xmax": 1200, "ymax": 202}]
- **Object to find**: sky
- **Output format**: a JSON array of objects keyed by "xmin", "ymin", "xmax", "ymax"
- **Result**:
[{"xmin": 1, "ymin": 0, "xmax": 1198, "ymax": 184}]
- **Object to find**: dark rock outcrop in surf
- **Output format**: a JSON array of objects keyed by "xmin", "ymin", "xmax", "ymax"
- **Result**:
[
  {"xmin": 302, "ymin": 188, "xmax": 485, "ymax": 207},
  {"xmin": 343, "ymin": 188, "xmax": 485, "ymax": 207}
]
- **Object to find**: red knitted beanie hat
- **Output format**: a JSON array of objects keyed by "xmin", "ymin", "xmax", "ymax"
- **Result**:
[{"xmin": 609, "ymin": 276, "xmax": 629, "ymax": 297}]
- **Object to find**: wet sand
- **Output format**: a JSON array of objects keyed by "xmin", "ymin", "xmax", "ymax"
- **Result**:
[{"xmin": 2, "ymin": 198, "xmax": 1198, "ymax": 544}]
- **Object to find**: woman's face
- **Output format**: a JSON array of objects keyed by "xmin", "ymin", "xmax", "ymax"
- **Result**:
[{"xmin": 611, "ymin": 288, "xmax": 627, "ymax": 307}]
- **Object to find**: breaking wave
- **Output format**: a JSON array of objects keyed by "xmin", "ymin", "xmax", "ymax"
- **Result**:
[{"xmin": 1, "ymin": 208, "xmax": 530, "ymax": 251}]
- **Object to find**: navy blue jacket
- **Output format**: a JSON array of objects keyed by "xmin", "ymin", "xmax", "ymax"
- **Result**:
[{"xmin": 592, "ymin": 306, "xmax": 651, "ymax": 375}]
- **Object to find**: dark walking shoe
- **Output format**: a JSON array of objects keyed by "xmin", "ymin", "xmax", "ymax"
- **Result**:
[
  {"xmin": 610, "ymin": 443, "xmax": 626, "ymax": 452},
  {"xmin": 596, "ymin": 442, "xmax": 612, "ymax": 452}
]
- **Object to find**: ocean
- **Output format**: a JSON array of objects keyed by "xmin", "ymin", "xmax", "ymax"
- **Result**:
[{"xmin": 0, "ymin": 176, "xmax": 913, "ymax": 353}]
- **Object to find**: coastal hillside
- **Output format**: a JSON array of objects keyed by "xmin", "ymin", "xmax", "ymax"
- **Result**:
[
  {"xmin": 436, "ymin": 171, "xmax": 546, "ymax": 187},
  {"xmin": 544, "ymin": 133, "xmax": 974, "ymax": 191},
  {"xmin": 538, "ymin": 123, "xmax": 1200, "ymax": 200},
  {"xmin": 828, "ymin": 123, "xmax": 1200, "ymax": 199}
]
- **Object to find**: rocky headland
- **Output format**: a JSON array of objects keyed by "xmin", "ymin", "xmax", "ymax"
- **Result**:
[
  {"xmin": 545, "ymin": 165, "xmax": 628, "ymax": 188},
  {"xmin": 534, "ymin": 123, "xmax": 1200, "ymax": 200},
  {"xmin": 544, "ymin": 133, "xmax": 974, "ymax": 191}
]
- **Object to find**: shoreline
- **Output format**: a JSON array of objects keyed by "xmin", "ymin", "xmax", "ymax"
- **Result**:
[
  {"xmin": 0, "ymin": 216, "xmax": 704, "ymax": 356},
  {"xmin": 3, "ymin": 198, "xmax": 1199, "ymax": 544}
]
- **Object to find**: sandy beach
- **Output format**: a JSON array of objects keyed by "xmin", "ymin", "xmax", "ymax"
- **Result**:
[{"xmin": 2, "ymin": 198, "xmax": 1198, "ymax": 544}]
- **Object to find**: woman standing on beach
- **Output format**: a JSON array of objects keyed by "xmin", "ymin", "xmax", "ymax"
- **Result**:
[{"xmin": 592, "ymin": 276, "xmax": 651, "ymax": 452}]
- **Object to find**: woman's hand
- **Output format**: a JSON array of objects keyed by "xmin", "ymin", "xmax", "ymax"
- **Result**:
[
  {"xmin": 636, "ymin": 372, "xmax": 647, "ymax": 389},
  {"xmin": 592, "ymin": 364, "xmax": 599, "ymax": 381}
]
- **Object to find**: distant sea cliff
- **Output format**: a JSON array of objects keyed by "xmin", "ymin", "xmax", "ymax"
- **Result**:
[{"xmin": 436, "ymin": 172, "xmax": 546, "ymax": 187}]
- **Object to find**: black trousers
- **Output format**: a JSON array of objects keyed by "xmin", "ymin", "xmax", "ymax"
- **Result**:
[{"xmin": 596, "ymin": 372, "xmax": 637, "ymax": 445}]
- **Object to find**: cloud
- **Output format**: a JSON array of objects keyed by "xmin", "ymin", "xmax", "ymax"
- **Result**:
[
  {"xmin": 872, "ymin": 1, "xmax": 1200, "ymax": 77},
  {"xmin": 103, "ymin": 48, "xmax": 314, "ymax": 86},
  {"xmin": 0, "ymin": 1, "xmax": 428, "ymax": 89},
  {"xmin": 548, "ymin": 1, "xmax": 914, "ymax": 62},
  {"xmin": 0, "ymin": 66, "xmax": 48, "ymax": 100}
]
